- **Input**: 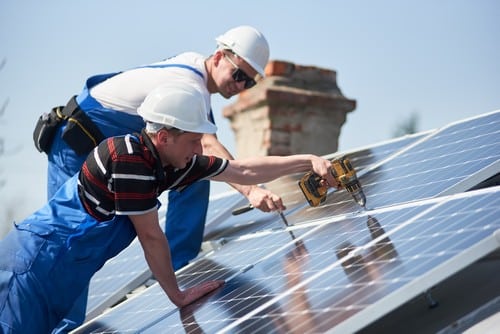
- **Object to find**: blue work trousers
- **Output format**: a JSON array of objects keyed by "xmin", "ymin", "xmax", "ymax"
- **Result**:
[
  {"xmin": 0, "ymin": 176, "xmax": 137, "ymax": 334},
  {"xmin": 166, "ymin": 180, "xmax": 210, "ymax": 271}
]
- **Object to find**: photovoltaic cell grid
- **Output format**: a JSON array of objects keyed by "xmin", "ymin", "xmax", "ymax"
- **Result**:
[
  {"xmin": 288, "ymin": 110, "xmax": 500, "ymax": 223},
  {"xmin": 75, "ymin": 110, "xmax": 500, "ymax": 332},
  {"xmin": 74, "ymin": 227, "xmax": 308, "ymax": 333},
  {"xmin": 75, "ymin": 186, "xmax": 500, "ymax": 333},
  {"xmin": 85, "ymin": 238, "xmax": 152, "ymax": 321},
  {"xmin": 220, "ymin": 188, "xmax": 500, "ymax": 334},
  {"xmin": 203, "ymin": 132, "xmax": 427, "ymax": 242},
  {"xmin": 344, "ymin": 132, "xmax": 429, "ymax": 172},
  {"xmin": 204, "ymin": 190, "xmax": 248, "ymax": 227},
  {"xmin": 203, "ymin": 198, "xmax": 283, "ymax": 241}
]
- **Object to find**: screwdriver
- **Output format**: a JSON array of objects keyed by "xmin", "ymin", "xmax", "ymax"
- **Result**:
[{"xmin": 232, "ymin": 204, "xmax": 297, "ymax": 241}]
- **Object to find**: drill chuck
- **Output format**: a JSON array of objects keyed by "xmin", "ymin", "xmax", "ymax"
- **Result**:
[
  {"xmin": 342, "ymin": 177, "xmax": 367, "ymax": 208},
  {"xmin": 351, "ymin": 189, "xmax": 367, "ymax": 207}
]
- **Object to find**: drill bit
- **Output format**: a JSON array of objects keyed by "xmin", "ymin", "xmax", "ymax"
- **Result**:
[{"xmin": 278, "ymin": 210, "xmax": 290, "ymax": 227}]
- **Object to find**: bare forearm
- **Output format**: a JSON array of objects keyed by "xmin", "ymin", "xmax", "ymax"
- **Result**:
[
  {"xmin": 213, "ymin": 155, "xmax": 320, "ymax": 185},
  {"xmin": 137, "ymin": 228, "xmax": 183, "ymax": 304},
  {"xmin": 131, "ymin": 211, "xmax": 224, "ymax": 308}
]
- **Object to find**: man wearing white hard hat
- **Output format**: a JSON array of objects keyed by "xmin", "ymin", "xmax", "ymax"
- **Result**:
[
  {"xmin": 33, "ymin": 25, "xmax": 281, "ymax": 332},
  {"xmin": 4, "ymin": 82, "xmax": 337, "ymax": 333}
]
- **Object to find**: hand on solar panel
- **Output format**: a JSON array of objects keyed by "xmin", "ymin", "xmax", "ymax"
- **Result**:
[
  {"xmin": 179, "ymin": 282, "xmax": 222, "ymax": 333},
  {"xmin": 130, "ymin": 211, "xmax": 224, "ymax": 308},
  {"xmin": 176, "ymin": 280, "xmax": 225, "ymax": 308}
]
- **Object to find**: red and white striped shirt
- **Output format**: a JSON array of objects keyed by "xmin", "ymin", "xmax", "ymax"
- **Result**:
[{"xmin": 77, "ymin": 130, "xmax": 227, "ymax": 221}]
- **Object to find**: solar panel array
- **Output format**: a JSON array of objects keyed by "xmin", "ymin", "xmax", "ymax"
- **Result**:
[{"xmin": 76, "ymin": 110, "xmax": 500, "ymax": 333}]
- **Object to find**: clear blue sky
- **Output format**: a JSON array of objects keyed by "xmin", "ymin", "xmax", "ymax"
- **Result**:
[{"xmin": 1, "ymin": 0, "xmax": 499, "ymax": 233}]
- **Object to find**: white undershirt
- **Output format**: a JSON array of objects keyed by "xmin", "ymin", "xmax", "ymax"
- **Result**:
[{"xmin": 90, "ymin": 52, "xmax": 211, "ymax": 116}]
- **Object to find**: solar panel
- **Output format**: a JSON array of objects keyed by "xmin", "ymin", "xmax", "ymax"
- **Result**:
[
  {"xmin": 203, "ymin": 194, "xmax": 280, "ymax": 241},
  {"xmin": 219, "ymin": 188, "xmax": 500, "ymax": 334},
  {"xmin": 74, "ymin": 186, "xmax": 500, "ymax": 333},
  {"xmin": 203, "ymin": 131, "xmax": 428, "ymax": 242},
  {"xmin": 85, "ymin": 238, "xmax": 152, "ymax": 321},
  {"xmin": 74, "ymin": 109, "xmax": 500, "ymax": 332},
  {"xmin": 204, "ymin": 190, "xmax": 248, "ymax": 227},
  {"xmin": 287, "ymin": 110, "xmax": 500, "ymax": 223}
]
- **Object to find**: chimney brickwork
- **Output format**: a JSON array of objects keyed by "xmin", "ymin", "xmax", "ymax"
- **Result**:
[{"xmin": 223, "ymin": 60, "xmax": 356, "ymax": 158}]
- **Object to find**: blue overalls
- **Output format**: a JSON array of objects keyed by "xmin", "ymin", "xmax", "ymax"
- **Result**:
[
  {"xmin": 0, "ymin": 175, "xmax": 139, "ymax": 334},
  {"xmin": 44, "ymin": 64, "xmax": 213, "ymax": 331},
  {"xmin": 45, "ymin": 72, "xmax": 145, "ymax": 333}
]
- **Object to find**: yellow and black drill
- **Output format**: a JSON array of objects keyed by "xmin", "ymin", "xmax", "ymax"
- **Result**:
[{"xmin": 298, "ymin": 156, "xmax": 367, "ymax": 208}]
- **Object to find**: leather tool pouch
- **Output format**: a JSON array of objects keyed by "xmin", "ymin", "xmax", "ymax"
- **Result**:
[
  {"xmin": 33, "ymin": 105, "xmax": 65, "ymax": 154},
  {"xmin": 61, "ymin": 96, "xmax": 105, "ymax": 156}
]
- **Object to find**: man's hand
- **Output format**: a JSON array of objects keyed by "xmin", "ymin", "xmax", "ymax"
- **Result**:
[
  {"xmin": 175, "ymin": 280, "xmax": 224, "ymax": 308},
  {"xmin": 246, "ymin": 186, "xmax": 286, "ymax": 212}
]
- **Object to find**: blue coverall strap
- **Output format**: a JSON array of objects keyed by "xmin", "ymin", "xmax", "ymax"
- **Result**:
[
  {"xmin": 128, "ymin": 134, "xmax": 140, "ymax": 142},
  {"xmin": 208, "ymin": 109, "xmax": 215, "ymax": 124},
  {"xmin": 77, "ymin": 64, "xmax": 203, "ymax": 109},
  {"xmin": 76, "ymin": 72, "xmax": 122, "ymax": 109},
  {"xmin": 85, "ymin": 72, "xmax": 122, "ymax": 90},
  {"xmin": 82, "ymin": 63, "xmax": 203, "ymax": 94},
  {"xmin": 140, "ymin": 64, "xmax": 204, "ymax": 79}
]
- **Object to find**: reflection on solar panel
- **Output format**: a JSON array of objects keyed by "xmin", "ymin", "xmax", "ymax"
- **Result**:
[
  {"xmin": 75, "ymin": 187, "xmax": 500, "ymax": 333},
  {"xmin": 75, "ymin": 110, "xmax": 500, "ymax": 333}
]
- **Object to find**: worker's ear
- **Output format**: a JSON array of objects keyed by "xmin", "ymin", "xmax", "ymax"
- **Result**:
[
  {"xmin": 156, "ymin": 129, "xmax": 169, "ymax": 145},
  {"xmin": 213, "ymin": 50, "xmax": 224, "ymax": 66}
]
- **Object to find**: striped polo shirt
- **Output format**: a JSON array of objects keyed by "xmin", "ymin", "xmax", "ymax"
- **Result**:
[{"xmin": 77, "ymin": 130, "xmax": 228, "ymax": 221}]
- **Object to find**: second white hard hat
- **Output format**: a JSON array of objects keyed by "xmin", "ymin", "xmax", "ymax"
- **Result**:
[
  {"xmin": 216, "ymin": 25, "xmax": 270, "ymax": 78},
  {"xmin": 138, "ymin": 83, "xmax": 217, "ymax": 134}
]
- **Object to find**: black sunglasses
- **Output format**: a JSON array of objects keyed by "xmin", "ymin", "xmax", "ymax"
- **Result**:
[{"xmin": 224, "ymin": 54, "xmax": 257, "ymax": 89}]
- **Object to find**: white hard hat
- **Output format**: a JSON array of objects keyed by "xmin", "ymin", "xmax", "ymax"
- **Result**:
[
  {"xmin": 137, "ymin": 84, "xmax": 217, "ymax": 134},
  {"xmin": 216, "ymin": 25, "xmax": 270, "ymax": 77}
]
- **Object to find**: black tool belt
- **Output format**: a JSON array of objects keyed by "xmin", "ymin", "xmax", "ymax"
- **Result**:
[
  {"xmin": 33, "ymin": 96, "xmax": 105, "ymax": 156},
  {"xmin": 33, "ymin": 105, "xmax": 64, "ymax": 154}
]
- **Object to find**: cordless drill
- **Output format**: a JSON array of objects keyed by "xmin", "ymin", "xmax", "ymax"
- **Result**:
[{"xmin": 298, "ymin": 156, "xmax": 367, "ymax": 208}]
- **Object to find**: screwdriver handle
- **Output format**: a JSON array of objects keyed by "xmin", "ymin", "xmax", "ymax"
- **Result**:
[{"xmin": 232, "ymin": 204, "xmax": 254, "ymax": 215}]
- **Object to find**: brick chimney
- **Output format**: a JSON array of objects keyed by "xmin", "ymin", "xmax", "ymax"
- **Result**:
[{"xmin": 223, "ymin": 60, "xmax": 356, "ymax": 158}]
